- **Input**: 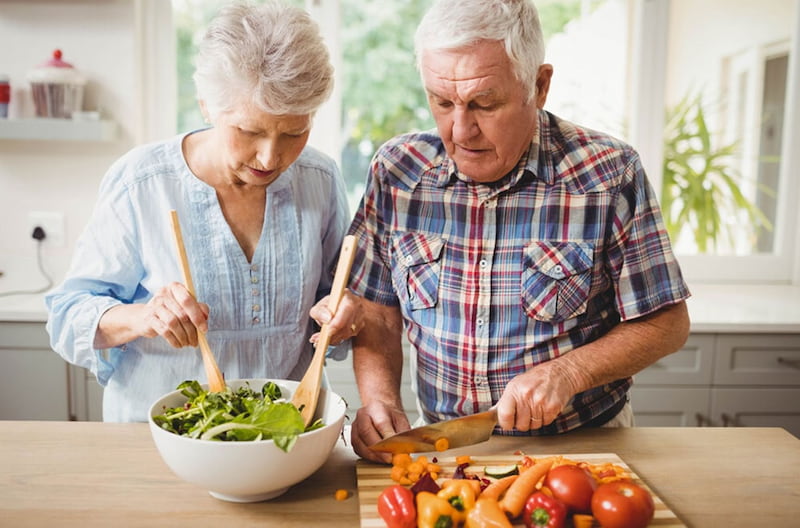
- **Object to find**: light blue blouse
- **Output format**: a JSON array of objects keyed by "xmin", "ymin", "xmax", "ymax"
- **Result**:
[{"xmin": 46, "ymin": 131, "xmax": 350, "ymax": 422}]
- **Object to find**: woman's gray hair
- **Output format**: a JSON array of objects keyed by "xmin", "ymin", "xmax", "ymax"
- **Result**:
[
  {"xmin": 194, "ymin": 1, "xmax": 334, "ymax": 117},
  {"xmin": 414, "ymin": 0, "xmax": 545, "ymax": 102}
]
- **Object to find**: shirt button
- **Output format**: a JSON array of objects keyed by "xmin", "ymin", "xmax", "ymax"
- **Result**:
[
  {"xmin": 405, "ymin": 255, "xmax": 413, "ymax": 264},
  {"xmin": 252, "ymin": 317, "xmax": 261, "ymax": 324},
  {"xmin": 477, "ymin": 318, "xmax": 485, "ymax": 326},
  {"xmin": 252, "ymin": 304, "xmax": 261, "ymax": 312},
  {"xmin": 479, "ymin": 259, "xmax": 488, "ymax": 268},
  {"xmin": 250, "ymin": 265, "xmax": 258, "ymax": 272},
  {"xmin": 252, "ymin": 289, "xmax": 259, "ymax": 296},
  {"xmin": 251, "ymin": 277, "xmax": 259, "ymax": 284}
]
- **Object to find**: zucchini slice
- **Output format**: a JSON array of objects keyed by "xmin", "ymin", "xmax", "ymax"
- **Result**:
[{"xmin": 483, "ymin": 464, "xmax": 520, "ymax": 478}]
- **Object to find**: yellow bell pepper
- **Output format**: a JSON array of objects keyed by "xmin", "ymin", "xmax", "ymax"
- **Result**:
[
  {"xmin": 416, "ymin": 491, "xmax": 458, "ymax": 528},
  {"xmin": 465, "ymin": 496, "xmax": 513, "ymax": 528},
  {"xmin": 437, "ymin": 479, "xmax": 479, "ymax": 524}
]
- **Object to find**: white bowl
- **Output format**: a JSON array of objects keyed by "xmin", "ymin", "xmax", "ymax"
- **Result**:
[{"xmin": 148, "ymin": 378, "xmax": 347, "ymax": 502}]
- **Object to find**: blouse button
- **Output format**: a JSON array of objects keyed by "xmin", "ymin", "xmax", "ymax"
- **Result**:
[
  {"xmin": 252, "ymin": 317, "xmax": 261, "ymax": 324},
  {"xmin": 252, "ymin": 304, "xmax": 261, "ymax": 312},
  {"xmin": 252, "ymin": 289, "xmax": 259, "ymax": 296},
  {"xmin": 251, "ymin": 277, "xmax": 259, "ymax": 284},
  {"xmin": 250, "ymin": 264, "xmax": 258, "ymax": 272}
]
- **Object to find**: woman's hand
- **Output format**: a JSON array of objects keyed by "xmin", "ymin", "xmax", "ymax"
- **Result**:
[
  {"xmin": 94, "ymin": 282, "xmax": 210, "ymax": 349},
  {"xmin": 309, "ymin": 289, "xmax": 364, "ymax": 345},
  {"xmin": 140, "ymin": 282, "xmax": 210, "ymax": 348}
]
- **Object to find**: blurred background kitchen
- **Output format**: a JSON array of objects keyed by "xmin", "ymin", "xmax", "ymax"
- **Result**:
[{"xmin": 1, "ymin": 0, "xmax": 799, "ymax": 435}]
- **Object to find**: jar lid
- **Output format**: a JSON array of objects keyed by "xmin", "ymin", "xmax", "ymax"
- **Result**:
[{"xmin": 26, "ymin": 49, "xmax": 87, "ymax": 85}]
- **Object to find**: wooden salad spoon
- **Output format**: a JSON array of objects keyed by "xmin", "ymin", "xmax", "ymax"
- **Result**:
[
  {"xmin": 292, "ymin": 235, "xmax": 357, "ymax": 426},
  {"xmin": 169, "ymin": 209, "xmax": 226, "ymax": 393}
]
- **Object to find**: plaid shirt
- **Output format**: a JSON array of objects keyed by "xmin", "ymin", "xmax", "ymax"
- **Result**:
[{"xmin": 347, "ymin": 110, "xmax": 690, "ymax": 434}]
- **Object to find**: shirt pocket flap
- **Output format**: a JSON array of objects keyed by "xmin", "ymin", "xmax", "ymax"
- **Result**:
[
  {"xmin": 524, "ymin": 241, "xmax": 594, "ymax": 279},
  {"xmin": 393, "ymin": 231, "xmax": 445, "ymax": 267}
]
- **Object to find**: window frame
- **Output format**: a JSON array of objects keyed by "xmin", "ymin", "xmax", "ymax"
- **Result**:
[
  {"xmin": 625, "ymin": 0, "xmax": 800, "ymax": 284},
  {"xmin": 156, "ymin": 0, "xmax": 800, "ymax": 286}
]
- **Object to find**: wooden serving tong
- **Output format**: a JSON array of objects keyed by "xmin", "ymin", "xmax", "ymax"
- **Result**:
[
  {"xmin": 291, "ymin": 235, "xmax": 357, "ymax": 426},
  {"xmin": 169, "ymin": 210, "xmax": 226, "ymax": 393}
]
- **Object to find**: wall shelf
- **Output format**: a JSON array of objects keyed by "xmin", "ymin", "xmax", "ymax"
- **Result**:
[{"xmin": 0, "ymin": 118, "xmax": 117, "ymax": 142}]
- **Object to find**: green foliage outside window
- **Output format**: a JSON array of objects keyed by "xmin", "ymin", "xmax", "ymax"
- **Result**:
[
  {"xmin": 174, "ymin": 0, "xmax": 585, "ymax": 191},
  {"xmin": 661, "ymin": 92, "xmax": 773, "ymax": 253}
]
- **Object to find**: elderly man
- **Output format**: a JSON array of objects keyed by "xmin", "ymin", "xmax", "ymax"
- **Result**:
[{"xmin": 347, "ymin": 0, "xmax": 690, "ymax": 463}]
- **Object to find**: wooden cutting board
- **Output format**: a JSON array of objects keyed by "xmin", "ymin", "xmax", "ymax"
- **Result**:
[{"xmin": 356, "ymin": 453, "xmax": 685, "ymax": 527}]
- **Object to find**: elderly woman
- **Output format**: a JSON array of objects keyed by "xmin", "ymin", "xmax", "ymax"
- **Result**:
[{"xmin": 46, "ymin": 1, "xmax": 361, "ymax": 422}]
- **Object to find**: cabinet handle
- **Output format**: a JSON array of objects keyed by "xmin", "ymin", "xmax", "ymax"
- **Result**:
[
  {"xmin": 777, "ymin": 357, "xmax": 800, "ymax": 369},
  {"xmin": 721, "ymin": 413, "xmax": 740, "ymax": 427}
]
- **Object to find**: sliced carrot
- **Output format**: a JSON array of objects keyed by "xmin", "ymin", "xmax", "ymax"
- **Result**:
[
  {"xmin": 434, "ymin": 437, "xmax": 450, "ymax": 452},
  {"xmin": 334, "ymin": 488, "xmax": 349, "ymax": 501},
  {"xmin": 392, "ymin": 453, "xmax": 412, "ymax": 468},
  {"xmin": 455, "ymin": 455, "xmax": 473, "ymax": 465},
  {"xmin": 572, "ymin": 514, "xmax": 594, "ymax": 528},
  {"xmin": 498, "ymin": 457, "xmax": 554, "ymax": 518}
]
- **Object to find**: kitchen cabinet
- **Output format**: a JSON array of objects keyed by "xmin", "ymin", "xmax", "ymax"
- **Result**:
[
  {"xmin": 632, "ymin": 333, "xmax": 800, "ymax": 436},
  {"xmin": 0, "ymin": 321, "xmax": 102, "ymax": 421}
]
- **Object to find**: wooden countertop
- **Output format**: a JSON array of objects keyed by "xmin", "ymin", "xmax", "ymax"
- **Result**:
[{"xmin": 2, "ymin": 422, "xmax": 798, "ymax": 527}]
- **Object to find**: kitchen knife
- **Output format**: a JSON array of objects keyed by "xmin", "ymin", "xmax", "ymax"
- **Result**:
[{"xmin": 369, "ymin": 407, "xmax": 498, "ymax": 454}]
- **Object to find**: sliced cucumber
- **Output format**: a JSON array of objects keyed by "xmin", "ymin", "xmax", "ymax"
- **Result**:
[{"xmin": 483, "ymin": 464, "xmax": 519, "ymax": 478}]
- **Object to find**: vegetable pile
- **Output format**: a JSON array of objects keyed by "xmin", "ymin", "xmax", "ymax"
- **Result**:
[
  {"xmin": 152, "ymin": 380, "xmax": 323, "ymax": 452},
  {"xmin": 378, "ymin": 454, "xmax": 655, "ymax": 528}
]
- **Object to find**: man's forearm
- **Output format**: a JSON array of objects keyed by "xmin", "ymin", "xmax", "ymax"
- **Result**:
[
  {"xmin": 351, "ymin": 299, "xmax": 405, "ymax": 409},
  {"xmin": 555, "ymin": 301, "xmax": 690, "ymax": 394}
]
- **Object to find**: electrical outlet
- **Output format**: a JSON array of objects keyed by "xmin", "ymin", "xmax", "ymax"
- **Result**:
[{"xmin": 28, "ymin": 211, "xmax": 66, "ymax": 248}]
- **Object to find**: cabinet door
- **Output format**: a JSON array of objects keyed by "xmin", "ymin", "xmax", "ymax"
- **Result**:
[
  {"xmin": 630, "ymin": 387, "xmax": 712, "ymax": 426},
  {"xmin": 711, "ymin": 388, "xmax": 800, "ymax": 438},
  {"xmin": 714, "ymin": 334, "xmax": 800, "ymax": 385},
  {"xmin": 0, "ymin": 322, "xmax": 70, "ymax": 420},
  {"xmin": 633, "ymin": 334, "xmax": 715, "ymax": 385}
]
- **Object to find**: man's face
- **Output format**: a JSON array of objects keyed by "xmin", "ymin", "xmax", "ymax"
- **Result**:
[{"xmin": 420, "ymin": 40, "xmax": 552, "ymax": 183}]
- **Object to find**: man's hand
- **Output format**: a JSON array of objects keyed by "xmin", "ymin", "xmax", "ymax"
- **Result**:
[
  {"xmin": 351, "ymin": 401, "xmax": 411, "ymax": 464},
  {"xmin": 495, "ymin": 360, "xmax": 577, "ymax": 432}
]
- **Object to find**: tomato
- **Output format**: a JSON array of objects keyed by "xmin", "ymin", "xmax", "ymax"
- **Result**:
[
  {"xmin": 543, "ymin": 464, "xmax": 597, "ymax": 514},
  {"xmin": 591, "ymin": 480, "xmax": 655, "ymax": 528}
]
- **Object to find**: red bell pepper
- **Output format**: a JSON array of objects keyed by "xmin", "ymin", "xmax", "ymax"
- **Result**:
[
  {"xmin": 523, "ymin": 492, "xmax": 567, "ymax": 528},
  {"xmin": 377, "ymin": 485, "xmax": 417, "ymax": 528}
]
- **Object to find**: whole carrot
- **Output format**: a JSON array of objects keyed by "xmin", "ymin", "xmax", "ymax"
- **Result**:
[
  {"xmin": 480, "ymin": 474, "xmax": 519, "ymax": 501},
  {"xmin": 498, "ymin": 457, "xmax": 554, "ymax": 518}
]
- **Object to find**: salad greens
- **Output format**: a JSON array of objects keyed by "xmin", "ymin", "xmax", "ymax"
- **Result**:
[{"xmin": 152, "ymin": 380, "xmax": 323, "ymax": 453}]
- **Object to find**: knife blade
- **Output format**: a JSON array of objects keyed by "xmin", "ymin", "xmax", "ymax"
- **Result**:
[{"xmin": 369, "ymin": 407, "xmax": 498, "ymax": 454}]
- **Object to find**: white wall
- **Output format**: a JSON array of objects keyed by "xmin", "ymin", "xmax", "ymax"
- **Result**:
[{"xmin": 0, "ymin": 0, "xmax": 170, "ymax": 293}]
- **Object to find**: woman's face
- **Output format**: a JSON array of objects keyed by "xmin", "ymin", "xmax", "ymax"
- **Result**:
[{"xmin": 212, "ymin": 99, "xmax": 312, "ymax": 187}]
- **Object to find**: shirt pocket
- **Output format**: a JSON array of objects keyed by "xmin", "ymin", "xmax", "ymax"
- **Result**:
[
  {"xmin": 521, "ymin": 241, "xmax": 594, "ymax": 322},
  {"xmin": 391, "ymin": 232, "xmax": 444, "ymax": 311}
]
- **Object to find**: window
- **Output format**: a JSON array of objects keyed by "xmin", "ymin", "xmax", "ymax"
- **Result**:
[{"xmin": 170, "ymin": 0, "xmax": 800, "ymax": 285}]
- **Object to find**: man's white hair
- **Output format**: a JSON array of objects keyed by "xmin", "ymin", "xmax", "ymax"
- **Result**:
[{"xmin": 414, "ymin": 0, "xmax": 545, "ymax": 102}]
